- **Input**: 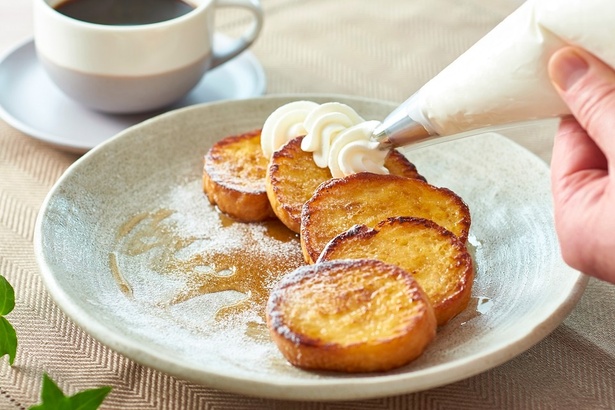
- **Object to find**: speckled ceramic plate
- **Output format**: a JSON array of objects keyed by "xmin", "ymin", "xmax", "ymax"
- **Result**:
[{"xmin": 34, "ymin": 94, "xmax": 588, "ymax": 401}]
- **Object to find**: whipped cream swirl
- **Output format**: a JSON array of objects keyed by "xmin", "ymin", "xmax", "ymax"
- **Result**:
[
  {"xmin": 301, "ymin": 102, "xmax": 365, "ymax": 168},
  {"xmin": 261, "ymin": 101, "xmax": 389, "ymax": 178},
  {"xmin": 261, "ymin": 100, "xmax": 319, "ymax": 158},
  {"xmin": 328, "ymin": 120, "xmax": 388, "ymax": 178}
]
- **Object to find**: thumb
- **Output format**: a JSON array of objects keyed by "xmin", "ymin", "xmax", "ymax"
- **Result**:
[{"xmin": 548, "ymin": 46, "xmax": 615, "ymax": 158}]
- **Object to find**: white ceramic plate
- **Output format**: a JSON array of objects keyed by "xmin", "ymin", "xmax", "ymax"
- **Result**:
[
  {"xmin": 34, "ymin": 95, "xmax": 587, "ymax": 401},
  {"xmin": 0, "ymin": 37, "xmax": 265, "ymax": 153}
]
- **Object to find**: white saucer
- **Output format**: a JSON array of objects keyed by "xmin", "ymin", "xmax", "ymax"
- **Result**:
[{"xmin": 0, "ymin": 37, "xmax": 266, "ymax": 153}]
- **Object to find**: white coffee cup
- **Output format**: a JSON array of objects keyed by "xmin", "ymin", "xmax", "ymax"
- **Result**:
[{"xmin": 33, "ymin": 0, "xmax": 263, "ymax": 113}]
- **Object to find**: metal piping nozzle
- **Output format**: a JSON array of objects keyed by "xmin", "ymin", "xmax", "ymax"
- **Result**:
[{"xmin": 370, "ymin": 113, "xmax": 436, "ymax": 150}]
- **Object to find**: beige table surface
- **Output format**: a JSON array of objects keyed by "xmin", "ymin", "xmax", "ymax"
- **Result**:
[{"xmin": 1, "ymin": 0, "xmax": 614, "ymax": 408}]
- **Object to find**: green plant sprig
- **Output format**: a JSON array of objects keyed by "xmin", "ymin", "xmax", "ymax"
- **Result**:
[
  {"xmin": 29, "ymin": 374, "xmax": 112, "ymax": 410},
  {"xmin": 0, "ymin": 275, "xmax": 17, "ymax": 365},
  {"xmin": 0, "ymin": 275, "xmax": 111, "ymax": 409}
]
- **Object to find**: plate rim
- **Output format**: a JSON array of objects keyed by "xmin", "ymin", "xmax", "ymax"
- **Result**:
[{"xmin": 33, "ymin": 94, "xmax": 589, "ymax": 401}]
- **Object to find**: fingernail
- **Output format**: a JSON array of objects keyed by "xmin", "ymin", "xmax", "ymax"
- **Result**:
[{"xmin": 550, "ymin": 48, "xmax": 589, "ymax": 91}]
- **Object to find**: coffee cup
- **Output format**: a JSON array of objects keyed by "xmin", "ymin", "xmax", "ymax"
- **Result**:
[{"xmin": 33, "ymin": 0, "xmax": 263, "ymax": 114}]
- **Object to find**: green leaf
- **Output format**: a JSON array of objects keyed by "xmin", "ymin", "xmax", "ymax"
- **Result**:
[
  {"xmin": 0, "ymin": 275, "xmax": 17, "ymax": 364},
  {"xmin": 67, "ymin": 386, "xmax": 112, "ymax": 410},
  {"xmin": 41, "ymin": 373, "xmax": 65, "ymax": 406},
  {"xmin": 0, "ymin": 316, "xmax": 17, "ymax": 365},
  {"xmin": 0, "ymin": 275, "xmax": 15, "ymax": 316},
  {"xmin": 29, "ymin": 374, "xmax": 112, "ymax": 410}
]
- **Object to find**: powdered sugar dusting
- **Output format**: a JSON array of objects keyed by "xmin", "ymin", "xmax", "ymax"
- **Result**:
[{"xmin": 110, "ymin": 178, "xmax": 305, "ymax": 372}]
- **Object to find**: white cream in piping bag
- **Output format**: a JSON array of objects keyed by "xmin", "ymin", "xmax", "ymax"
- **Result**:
[
  {"xmin": 401, "ymin": 0, "xmax": 615, "ymax": 136},
  {"xmin": 262, "ymin": 0, "xmax": 615, "ymax": 177},
  {"xmin": 379, "ymin": 0, "xmax": 615, "ymax": 146}
]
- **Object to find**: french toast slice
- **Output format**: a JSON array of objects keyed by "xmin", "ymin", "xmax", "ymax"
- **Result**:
[
  {"xmin": 300, "ymin": 173, "xmax": 471, "ymax": 264},
  {"xmin": 203, "ymin": 129, "xmax": 276, "ymax": 222},
  {"xmin": 318, "ymin": 217, "xmax": 473, "ymax": 326},
  {"xmin": 266, "ymin": 259, "xmax": 437, "ymax": 373},
  {"xmin": 266, "ymin": 136, "xmax": 425, "ymax": 233}
]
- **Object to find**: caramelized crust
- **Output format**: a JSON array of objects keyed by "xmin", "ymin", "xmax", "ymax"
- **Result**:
[
  {"xmin": 203, "ymin": 130, "xmax": 276, "ymax": 222},
  {"xmin": 318, "ymin": 217, "xmax": 473, "ymax": 325},
  {"xmin": 266, "ymin": 136, "xmax": 425, "ymax": 233},
  {"xmin": 266, "ymin": 259, "xmax": 437, "ymax": 373},
  {"xmin": 300, "ymin": 173, "xmax": 471, "ymax": 264}
]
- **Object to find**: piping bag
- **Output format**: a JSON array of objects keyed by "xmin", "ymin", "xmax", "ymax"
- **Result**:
[{"xmin": 370, "ymin": 0, "xmax": 615, "ymax": 151}]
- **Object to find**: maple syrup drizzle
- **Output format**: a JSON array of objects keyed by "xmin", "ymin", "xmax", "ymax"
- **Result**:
[
  {"xmin": 113, "ymin": 208, "xmax": 303, "ymax": 323},
  {"xmin": 166, "ymin": 236, "xmax": 301, "ymax": 320},
  {"xmin": 108, "ymin": 252, "xmax": 133, "ymax": 297}
]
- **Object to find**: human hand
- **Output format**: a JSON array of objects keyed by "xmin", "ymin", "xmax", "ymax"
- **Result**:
[{"xmin": 548, "ymin": 46, "xmax": 615, "ymax": 284}]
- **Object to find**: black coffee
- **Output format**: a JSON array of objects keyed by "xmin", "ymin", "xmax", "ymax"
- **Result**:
[{"xmin": 54, "ymin": 0, "xmax": 195, "ymax": 26}]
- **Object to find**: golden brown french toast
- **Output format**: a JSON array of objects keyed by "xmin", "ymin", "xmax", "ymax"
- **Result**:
[
  {"xmin": 318, "ymin": 217, "xmax": 473, "ymax": 326},
  {"xmin": 202, "ymin": 129, "xmax": 277, "ymax": 222},
  {"xmin": 266, "ymin": 258, "xmax": 437, "ymax": 373},
  {"xmin": 266, "ymin": 136, "xmax": 425, "ymax": 233},
  {"xmin": 300, "ymin": 173, "xmax": 471, "ymax": 264}
]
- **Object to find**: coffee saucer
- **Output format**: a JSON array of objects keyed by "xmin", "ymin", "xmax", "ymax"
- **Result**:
[{"xmin": 0, "ymin": 37, "xmax": 266, "ymax": 153}]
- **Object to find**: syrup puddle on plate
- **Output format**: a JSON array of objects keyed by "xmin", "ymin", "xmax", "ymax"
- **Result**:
[
  {"xmin": 109, "ymin": 182, "xmax": 305, "ymax": 341},
  {"xmin": 114, "ymin": 208, "xmax": 303, "ymax": 318}
]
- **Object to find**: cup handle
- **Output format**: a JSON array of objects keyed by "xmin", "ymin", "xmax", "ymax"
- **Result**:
[{"xmin": 210, "ymin": 0, "xmax": 263, "ymax": 69}]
